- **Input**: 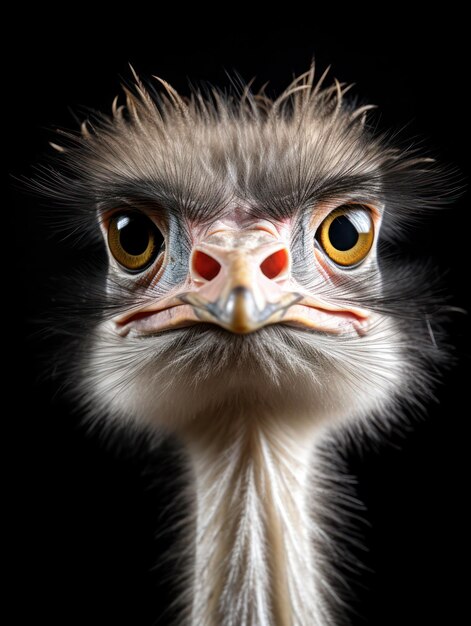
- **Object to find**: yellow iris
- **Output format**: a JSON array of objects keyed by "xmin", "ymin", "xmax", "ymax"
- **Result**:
[
  {"xmin": 316, "ymin": 206, "xmax": 374, "ymax": 267},
  {"xmin": 108, "ymin": 213, "xmax": 160, "ymax": 272}
]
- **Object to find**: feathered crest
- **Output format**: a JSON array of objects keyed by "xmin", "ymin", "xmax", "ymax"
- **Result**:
[
  {"xmin": 60, "ymin": 65, "xmax": 372, "ymax": 134},
  {"xmin": 36, "ymin": 63, "xmax": 457, "ymax": 255}
]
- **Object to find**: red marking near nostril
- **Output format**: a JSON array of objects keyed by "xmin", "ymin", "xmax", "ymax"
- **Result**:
[
  {"xmin": 260, "ymin": 249, "xmax": 288, "ymax": 279},
  {"xmin": 193, "ymin": 251, "xmax": 221, "ymax": 281}
]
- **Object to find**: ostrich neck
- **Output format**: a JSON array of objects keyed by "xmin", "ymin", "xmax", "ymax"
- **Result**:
[{"xmin": 184, "ymin": 410, "xmax": 330, "ymax": 626}]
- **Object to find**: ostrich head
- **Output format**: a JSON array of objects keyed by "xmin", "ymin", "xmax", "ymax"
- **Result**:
[{"xmin": 40, "ymin": 67, "xmax": 448, "ymax": 625}]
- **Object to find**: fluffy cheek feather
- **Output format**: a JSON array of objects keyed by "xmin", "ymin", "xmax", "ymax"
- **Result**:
[{"xmin": 81, "ymin": 315, "xmax": 407, "ymax": 434}]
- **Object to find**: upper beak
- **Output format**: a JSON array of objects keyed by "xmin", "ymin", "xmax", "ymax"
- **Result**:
[
  {"xmin": 179, "ymin": 228, "xmax": 302, "ymax": 333},
  {"xmin": 115, "ymin": 226, "xmax": 370, "ymax": 336}
]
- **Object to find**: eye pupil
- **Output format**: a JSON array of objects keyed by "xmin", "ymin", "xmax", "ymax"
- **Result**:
[
  {"xmin": 118, "ymin": 215, "xmax": 152, "ymax": 256},
  {"xmin": 328, "ymin": 216, "xmax": 359, "ymax": 251}
]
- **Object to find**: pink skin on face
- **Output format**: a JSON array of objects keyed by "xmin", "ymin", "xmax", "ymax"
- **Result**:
[{"xmin": 114, "ymin": 210, "xmax": 371, "ymax": 337}]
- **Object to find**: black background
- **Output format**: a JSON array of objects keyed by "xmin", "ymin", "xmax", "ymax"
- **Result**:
[{"xmin": 8, "ymin": 15, "xmax": 470, "ymax": 626}]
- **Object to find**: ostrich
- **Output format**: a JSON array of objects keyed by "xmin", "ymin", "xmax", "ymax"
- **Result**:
[{"xmin": 37, "ymin": 66, "xmax": 451, "ymax": 625}]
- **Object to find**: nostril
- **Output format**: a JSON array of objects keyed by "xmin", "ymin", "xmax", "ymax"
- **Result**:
[
  {"xmin": 260, "ymin": 249, "xmax": 288, "ymax": 279},
  {"xmin": 193, "ymin": 250, "xmax": 221, "ymax": 281}
]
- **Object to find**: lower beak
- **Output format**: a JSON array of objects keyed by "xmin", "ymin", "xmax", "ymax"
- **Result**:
[{"xmin": 180, "ymin": 287, "xmax": 303, "ymax": 334}]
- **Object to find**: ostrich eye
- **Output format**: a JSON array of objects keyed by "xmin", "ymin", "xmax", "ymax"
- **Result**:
[
  {"xmin": 315, "ymin": 205, "xmax": 374, "ymax": 267},
  {"xmin": 108, "ymin": 212, "xmax": 164, "ymax": 272}
]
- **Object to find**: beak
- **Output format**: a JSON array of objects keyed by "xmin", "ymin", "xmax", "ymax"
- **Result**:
[
  {"xmin": 179, "ymin": 229, "xmax": 302, "ymax": 333},
  {"xmin": 115, "ymin": 226, "xmax": 370, "ymax": 337}
]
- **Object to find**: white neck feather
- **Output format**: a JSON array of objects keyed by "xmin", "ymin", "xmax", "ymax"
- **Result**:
[{"xmin": 184, "ymin": 412, "xmax": 332, "ymax": 626}]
